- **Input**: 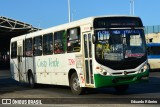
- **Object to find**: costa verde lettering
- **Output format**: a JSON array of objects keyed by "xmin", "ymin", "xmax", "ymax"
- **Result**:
[{"xmin": 37, "ymin": 58, "xmax": 59, "ymax": 67}]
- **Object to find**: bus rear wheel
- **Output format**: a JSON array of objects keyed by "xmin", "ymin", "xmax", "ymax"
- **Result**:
[
  {"xmin": 28, "ymin": 72, "xmax": 35, "ymax": 88},
  {"xmin": 70, "ymin": 72, "xmax": 83, "ymax": 95},
  {"xmin": 114, "ymin": 85, "xmax": 129, "ymax": 93}
]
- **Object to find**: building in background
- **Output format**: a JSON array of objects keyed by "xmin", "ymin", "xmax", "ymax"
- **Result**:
[
  {"xmin": 0, "ymin": 16, "xmax": 41, "ymax": 69},
  {"xmin": 145, "ymin": 25, "xmax": 160, "ymax": 43}
]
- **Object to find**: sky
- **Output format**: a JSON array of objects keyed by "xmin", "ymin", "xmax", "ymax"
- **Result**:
[{"xmin": 0, "ymin": 0, "xmax": 160, "ymax": 29}]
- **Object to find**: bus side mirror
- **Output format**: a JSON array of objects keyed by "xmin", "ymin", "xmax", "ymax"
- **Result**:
[{"xmin": 92, "ymin": 34, "xmax": 96, "ymax": 44}]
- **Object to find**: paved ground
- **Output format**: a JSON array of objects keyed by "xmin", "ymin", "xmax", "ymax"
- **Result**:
[
  {"xmin": 0, "ymin": 69, "xmax": 11, "ymax": 79},
  {"xmin": 0, "ymin": 69, "xmax": 160, "ymax": 107}
]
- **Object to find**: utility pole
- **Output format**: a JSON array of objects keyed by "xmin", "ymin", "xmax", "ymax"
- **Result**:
[
  {"xmin": 68, "ymin": 0, "xmax": 71, "ymax": 22},
  {"xmin": 130, "ymin": 0, "xmax": 134, "ymax": 16}
]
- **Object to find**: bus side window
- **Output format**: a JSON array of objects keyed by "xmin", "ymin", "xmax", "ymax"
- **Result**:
[
  {"xmin": 67, "ymin": 27, "xmax": 81, "ymax": 53},
  {"xmin": 11, "ymin": 42, "xmax": 17, "ymax": 58},
  {"xmin": 43, "ymin": 33, "xmax": 53, "ymax": 55},
  {"xmin": 25, "ymin": 38, "xmax": 33, "ymax": 57},
  {"xmin": 33, "ymin": 36, "xmax": 42, "ymax": 56},
  {"xmin": 54, "ymin": 30, "xmax": 66, "ymax": 54}
]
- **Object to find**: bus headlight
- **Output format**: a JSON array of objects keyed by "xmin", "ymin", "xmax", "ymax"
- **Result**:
[
  {"xmin": 139, "ymin": 64, "xmax": 148, "ymax": 73},
  {"xmin": 96, "ymin": 66, "xmax": 110, "ymax": 76}
]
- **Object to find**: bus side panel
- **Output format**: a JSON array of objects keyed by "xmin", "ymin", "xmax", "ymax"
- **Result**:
[
  {"xmin": 34, "ymin": 54, "xmax": 70, "ymax": 86},
  {"xmin": 25, "ymin": 57, "xmax": 34, "ymax": 81},
  {"xmin": 54, "ymin": 54, "xmax": 73, "ymax": 86},
  {"xmin": 10, "ymin": 58, "xmax": 19, "ymax": 81},
  {"xmin": 34, "ymin": 56, "xmax": 53, "ymax": 84},
  {"xmin": 22, "ymin": 57, "xmax": 27, "ymax": 82},
  {"xmin": 148, "ymin": 58, "xmax": 160, "ymax": 69}
]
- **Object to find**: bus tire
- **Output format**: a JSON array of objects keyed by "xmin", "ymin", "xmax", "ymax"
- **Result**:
[
  {"xmin": 28, "ymin": 72, "xmax": 35, "ymax": 88},
  {"xmin": 114, "ymin": 84, "xmax": 129, "ymax": 93},
  {"xmin": 70, "ymin": 72, "xmax": 83, "ymax": 95}
]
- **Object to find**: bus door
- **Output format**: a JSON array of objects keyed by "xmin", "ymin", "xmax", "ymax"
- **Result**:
[
  {"xmin": 83, "ymin": 33, "xmax": 94, "ymax": 85},
  {"xmin": 17, "ymin": 41, "xmax": 23, "ymax": 82}
]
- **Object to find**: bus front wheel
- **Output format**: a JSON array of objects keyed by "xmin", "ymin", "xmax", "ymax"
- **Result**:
[
  {"xmin": 70, "ymin": 72, "xmax": 83, "ymax": 95},
  {"xmin": 114, "ymin": 85, "xmax": 129, "ymax": 93}
]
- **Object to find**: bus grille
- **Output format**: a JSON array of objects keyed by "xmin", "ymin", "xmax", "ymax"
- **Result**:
[{"xmin": 112, "ymin": 71, "xmax": 136, "ymax": 76}]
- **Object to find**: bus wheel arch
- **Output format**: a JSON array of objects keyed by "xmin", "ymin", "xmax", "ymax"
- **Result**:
[
  {"xmin": 27, "ymin": 69, "xmax": 35, "ymax": 88},
  {"xmin": 68, "ymin": 69, "xmax": 84, "ymax": 95},
  {"xmin": 147, "ymin": 63, "xmax": 151, "ymax": 71},
  {"xmin": 68, "ymin": 69, "xmax": 76, "ymax": 83}
]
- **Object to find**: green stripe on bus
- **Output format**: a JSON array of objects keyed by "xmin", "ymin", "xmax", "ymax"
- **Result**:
[{"xmin": 94, "ymin": 70, "xmax": 149, "ymax": 88}]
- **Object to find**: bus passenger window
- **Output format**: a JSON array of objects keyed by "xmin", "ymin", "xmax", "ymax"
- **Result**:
[
  {"xmin": 43, "ymin": 33, "xmax": 53, "ymax": 55},
  {"xmin": 67, "ymin": 27, "xmax": 81, "ymax": 52},
  {"xmin": 11, "ymin": 42, "xmax": 17, "ymax": 58},
  {"xmin": 54, "ymin": 30, "xmax": 66, "ymax": 54},
  {"xmin": 25, "ymin": 38, "xmax": 33, "ymax": 57},
  {"xmin": 33, "ymin": 36, "xmax": 42, "ymax": 56}
]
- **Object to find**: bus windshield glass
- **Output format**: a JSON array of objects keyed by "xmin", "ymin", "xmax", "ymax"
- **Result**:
[{"xmin": 95, "ymin": 29, "xmax": 146, "ymax": 62}]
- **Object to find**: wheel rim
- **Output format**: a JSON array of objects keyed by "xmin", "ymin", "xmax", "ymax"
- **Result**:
[{"xmin": 72, "ymin": 77, "xmax": 80, "ymax": 91}]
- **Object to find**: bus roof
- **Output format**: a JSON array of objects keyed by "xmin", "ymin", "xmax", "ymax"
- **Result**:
[{"xmin": 11, "ymin": 15, "xmax": 142, "ymax": 42}]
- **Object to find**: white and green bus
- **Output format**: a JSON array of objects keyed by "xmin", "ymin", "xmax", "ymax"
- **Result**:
[{"xmin": 10, "ymin": 15, "xmax": 149, "ymax": 95}]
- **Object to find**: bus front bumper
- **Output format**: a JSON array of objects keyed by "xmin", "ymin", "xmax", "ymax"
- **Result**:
[{"xmin": 94, "ymin": 70, "xmax": 149, "ymax": 88}]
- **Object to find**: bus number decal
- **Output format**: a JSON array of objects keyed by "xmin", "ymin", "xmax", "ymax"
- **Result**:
[{"xmin": 68, "ymin": 59, "xmax": 75, "ymax": 65}]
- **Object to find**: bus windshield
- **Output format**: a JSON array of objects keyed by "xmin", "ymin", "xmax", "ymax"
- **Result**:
[{"xmin": 95, "ymin": 29, "xmax": 146, "ymax": 69}]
